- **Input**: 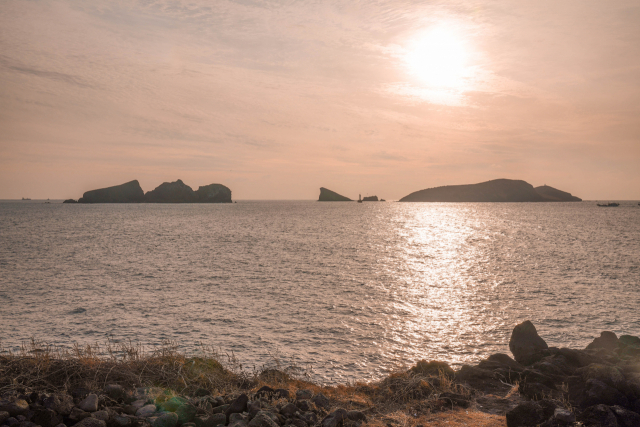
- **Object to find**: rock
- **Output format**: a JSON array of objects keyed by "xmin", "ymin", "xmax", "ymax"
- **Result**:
[
  {"xmin": 294, "ymin": 391, "xmax": 312, "ymax": 401},
  {"xmin": 176, "ymin": 404, "xmax": 197, "ymax": 425},
  {"xmin": 203, "ymin": 414, "xmax": 225, "ymax": 427},
  {"xmin": 211, "ymin": 405, "xmax": 229, "ymax": 415},
  {"xmin": 0, "ymin": 412, "xmax": 10, "ymax": 425},
  {"xmin": 279, "ymin": 404, "xmax": 298, "ymax": 418},
  {"xmin": 509, "ymin": 321, "xmax": 549, "ymax": 365},
  {"xmin": 576, "ymin": 364, "xmax": 626, "ymax": 389},
  {"xmin": 362, "ymin": 196, "xmax": 378, "ymax": 201},
  {"xmin": 580, "ymin": 404, "xmax": 618, "ymax": 427},
  {"xmin": 346, "ymin": 411, "xmax": 366, "ymax": 422},
  {"xmin": 152, "ymin": 413, "xmax": 178, "ymax": 427},
  {"xmin": 33, "ymin": 409, "xmax": 63, "ymax": 427},
  {"xmin": 78, "ymin": 394, "xmax": 99, "ymax": 413},
  {"xmin": 299, "ymin": 413, "xmax": 317, "ymax": 426},
  {"xmin": 557, "ymin": 348, "xmax": 600, "ymax": 369},
  {"xmin": 294, "ymin": 401, "xmax": 312, "ymax": 413},
  {"xmin": 400, "ymin": 179, "xmax": 581, "ymax": 203},
  {"xmin": 531, "ymin": 362, "xmax": 567, "ymax": 380},
  {"xmin": 247, "ymin": 412, "xmax": 279, "ymax": 427},
  {"xmin": 553, "ymin": 408, "xmax": 575, "ymax": 424},
  {"xmin": 273, "ymin": 390, "xmax": 289, "ymax": 399},
  {"xmin": 536, "ymin": 400, "xmax": 558, "ymax": 420},
  {"xmin": 193, "ymin": 389, "xmax": 210, "ymax": 398},
  {"xmin": 135, "ymin": 405, "xmax": 157, "ymax": 418},
  {"xmin": 92, "ymin": 411, "xmax": 110, "ymax": 422},
  {"xmin": 611, "ymin": 405, "xmax": 640, "ymax": 427},
  {"xmin": 109, "ymin": 415, "xmax": 132, "ymax": 427},
  {"xmin": 43, "ymin": 394, "xmax": 75, "ymax": 416},
  {"xmin": 159, "ymin": 397, "xmax": 187, "ymax": 413},
  {"xmin": 225, "ymin": 395, "xmax": 248, "ymax": 422},
  {"xmin": 454, "ymin": 365, "xmax": 511, "ymax": 395},
  {"xmin": 229, "ymin": 421, "xmax": 247, "ymax": 427},
  {"xmin": 310, "ymin": 394, "xmax": 330, "ymax": 410},
  {"xmin": 318, "ymin": 188, "xmax": 351, "ymax": 202},
  {"xmin": 0, "ymin": 400, "xmax": 29, "ymax": 417},
  {"xmin": 286, "ymin": 420, "xmax": 305, "ymax": 427},
  {"xmin": 520, "ymin": 369, "xmax": 557, "ymax": 389},
  {"xmin": 78, "ymin": 180, "xmax": 144, "ymax": 203},
  {"xmin": 69, "ymin": 407, "xmax": 92, "ymax": 423},
  {"xmin": 580, "ymin": 379, "xmax": 629, "ymax": 408},
  {"xmin": 5, "ymin": 417, "xmax": 18, "ymax": 426},
  {"xmin": 122, "ymin": 406, "xmax": 138, "ymax": 416},
  {"xmin": 194, "ymin": 184, "xmax": 232, "ymax": 203},
  {"xmin": 409, "ymin": 360, "xmax": 454, "ymax": 378},
  {"xmin": 587, "ymin": 332, "xmax": 620, "ymax": 352},
  {"xmin": 321, "ymin": 409, "xmax": 347, "ymax": 427},
  {"xmin": 144, "ymin": 180, "xmax": 196, "ymax": 203},
  {"xmin": 104, "ymin": 385, "xmax": 126, "ymax": 401},
  {"xmin": 229, "ymin": 414, "xmax": 246, "ymax": 424},
  {"xmin": 619, "ymin": 335, "xmax": 640, "ymax": 347},
  {"xmin": 505, "ymin": 401, "xmax": 546, "ymax": 427},
  {"xmin": 74, "ymin": 418, "xmax": 108, "ymax": 427},
  {"xmin": 478, "ymin": 353, "xmax": 525, "ymax": 372},
  {"xmin": 63, "ymin": 199, "xmax": 77, "ymax": 203}
]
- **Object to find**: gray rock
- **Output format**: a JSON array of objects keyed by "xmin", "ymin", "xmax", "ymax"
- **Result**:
[
  {"xmin": 104, "ymin": 385, "xmax": 126, "ymax": 401},
  {"xmin": 505, "ymin": 401, "xmax": 545, "ymax": 427},
  {"xmin": 321, "ymin": 409, "xmax": 347, "ymax": 427},
  {"xmin": 310, "ymin": 394, "xmax": 330, "ymax": 411},
  {"xmin": 176, "ymin": 404, "xmax": 197, "ymax": 425},
  {"xmin": 122, "ymin": 406, "xmax": 138, "ymax": 416},
  {"xmin": 136, "ymin": 405, "xmax": 157, "ymax": 418},
  {"xmin": 586, "ymin": 332, "xmax": 619, "ymax": 352},
  {"xmin": 0, "ymin": 400, "xmax": 29, "ymax": 417},
  {"xmin": 211, "ymin": 405, "xmax": 229, "ymax": 415},
  {"xmin": 300, "ymin": 413, "xmax": 317, "ymax": 426},
  {"xmin": 131, "ymin": 401, "xmax": 148, "ymax": 410},
  {"xmin": 54, "ymin": 424, "xmax": 67, "ymax": 427},
  {"xmin": 518, "ymin": 382, "xmax": 554, "ymax": 400},
  {"xmin": 152, "ymin": 413, "xmax": 178, "ymax": 427},
  {"xmin": 611, "ymin": 405, "xmax": 640, "ymax": 427},
  {"xmin": 247, "ymin": 412, "xmax": 279, "ymax": 427},
  {"xmin": 228, "ymin": 420, "xmax": 247, "ymax": 427},
  {"xmin": 346, "ymin": 411, "xmax": 366, "ymax": 422},
  {"xmin": 110, "ymin": 415, "xmax": 132, "ymax": 427},
  {"xmin": 553, "ymin": 408, "xmax": 575, "ymax": 423},
  {"xmin": 74, "ymin": 418, "xmax": 107, "ymax": 427},
  {"xmin": 5, "ymin": 417, "xmax": 18, "ymax": 426},
  {"xmin": 294, "ymin": 391, "xmax": 312, "ymax": 401},
  {"xmin": 509, "ymin": 321, "xmax": 549, "ymax": 365},
  {"xmin": 584, "ymin": 379, "xmax": 629, "ymax": 407},
  {"xmin": 78, "ymin": 395, "xmax": 99, "ymax": 413},
  {"xmin": 580, "ymin": 404, "xmax": 617, "ymax": 427},
  {"xmin": 69, "ymin": 407, "xmax": 92, "ymax": 423},
  {"xmin": 225, "ymin": 395, "xmax": 248, "ymax": 422},
  {"xmin": 0, "ymin": 411, "xmax": 10, "ymax": 425},
  {"xmin": 229, "ymin": 414, "xmax": 247, "ymax": 423},
  {"xmin": 33, "ymin": 409, "xmax": 63, "ymax": 427},
  {"xmin": 294, "ymin": 401, "xmax": 311, "ymax": 413},
  {"xmin": 273, "ymin": 390, "xmax": 289, "ymax": 400},
  {"xmin": 287, "ymin": 420, "xmax": 306, "ymax": 427},
  {"xmin": 43, "ymin": 394, "xmax": 75, "ymax": 416},
  {"xmin": 92, "ymin": 411, "xmax": 110, "ymax": 422},
  {"xmin": 279, "ymin": 404, "xmax": 298, "ymax": 418},
  {"xmin": 202, "ymin": 413, "xmax": 226, "ymax": 427}
]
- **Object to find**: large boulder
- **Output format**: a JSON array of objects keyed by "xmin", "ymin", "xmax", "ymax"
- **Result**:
[
  {"xmin": 144, "ymin": 180, "xmax": 196, "ymax": 203},
  {"xmin": 505, "ymin": 401, "xmax": 546, "ymax": 426},
  {"xmin": 194, "ymin": 184, "xmax": 232, "ymax": 203},
  {"xmin": 509, "ymin": 321, "xmax": 549, "ymax": 365},
  {"xmin": 78, "ymin": 180, "xmax": 144, "ymax": 203},
  {"xmin": 587, "ymin": 332, "xmax": 620, "ymax": 352}
]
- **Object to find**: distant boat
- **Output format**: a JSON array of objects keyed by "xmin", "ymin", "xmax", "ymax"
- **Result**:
[
  {"xmin": 21, "ymin": 197, "xmax": 31, "ymax": 200},
  {"xmin": 597, "ymin": 202, "xmax": 619, "ymax": 207},
  {"xmin": 357, "ymin": 194, "xmax": 363, "ymax": 203}
]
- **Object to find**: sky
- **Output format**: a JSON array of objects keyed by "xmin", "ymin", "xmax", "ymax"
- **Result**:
[{"xmin": 1, "ymin": 0, "xmax": 639, "ymax": 200}]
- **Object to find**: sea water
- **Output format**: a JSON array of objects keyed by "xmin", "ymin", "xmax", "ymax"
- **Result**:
[{"xmin": 1, "ymin": 200, "xmax": 639, "ymax": 383}]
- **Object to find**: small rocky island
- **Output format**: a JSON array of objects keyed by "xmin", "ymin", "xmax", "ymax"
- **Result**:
[
  {"xmin": 318, "ymin": 188, "xmax": 351, "ymax": 201},
  {"xmin": 64, "ymin": 180, "xmax": 232, "ymax": 203},
  {"xmin": 399, "ymin": 179, "xmax": 582, "ymax": 202},
  {"xmin": 362, "ymin": 196, "xmax": 378, "ymax": 202}
]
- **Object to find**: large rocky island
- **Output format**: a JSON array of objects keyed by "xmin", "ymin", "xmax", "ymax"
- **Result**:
[
  {"xmin": 399, "ymin": 179, "xmax": 581, "ymax": 202},
  {"xmin": 65, "ymin": 179, "xmax": 232, "ymax": 203}
]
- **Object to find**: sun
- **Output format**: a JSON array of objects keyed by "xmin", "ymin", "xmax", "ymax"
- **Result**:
[{"xmin": 405, "ymin": 25, "xmax": 469, "ymax": 89}]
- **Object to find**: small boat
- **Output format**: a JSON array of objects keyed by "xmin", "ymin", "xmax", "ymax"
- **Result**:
[
  {"xmin": 357, "ymin": 194, "xmax": 363, "ymax": 203},
  {"xmin": 597, "ymin": 202, "xmax": 619, "ymax": 207}
]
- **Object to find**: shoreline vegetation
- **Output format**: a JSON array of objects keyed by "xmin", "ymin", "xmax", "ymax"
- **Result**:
[{"xmin": 2, "ymin": 322, "xmax": 640, "ymax": 427}]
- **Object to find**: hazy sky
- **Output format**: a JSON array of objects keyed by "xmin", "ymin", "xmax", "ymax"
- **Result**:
[{"xmin": 1, "ymin": 0, "xmax": 639, "ymax": 200}]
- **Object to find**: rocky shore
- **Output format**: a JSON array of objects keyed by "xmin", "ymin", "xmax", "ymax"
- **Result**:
[{"xmin": 1, "ymin": 322, "xmax": 639, "ymax": 427}]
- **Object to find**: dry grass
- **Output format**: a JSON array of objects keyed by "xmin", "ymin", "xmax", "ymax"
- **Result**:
[
  {"xmin": 0, "ymin": 338, "xmax": 248, "ymax": 395},
  {"xmin": 0, "ymin": 341, "xmax": 506, "ymax": 426}
]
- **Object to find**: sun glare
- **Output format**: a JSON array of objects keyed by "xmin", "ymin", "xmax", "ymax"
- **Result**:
[{"xmin": 405, "ymin": 25, "xmax": 469, "ymax": 89}]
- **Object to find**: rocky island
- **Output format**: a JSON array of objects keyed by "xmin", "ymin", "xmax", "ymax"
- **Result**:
[
  {"xmin": 318, "ymin": 188, "xmax": 351, "ymax": 201},
  {"xmin": 399, "ymin": 179, "xmax": 582, "ymax": 202},
  {"xmin": 362, "ymin": 196, "xmax": 378, "ymax": 202},
  {"xmin": 64, "ymin": 180, "xmax": 232, "ymax": 203}
]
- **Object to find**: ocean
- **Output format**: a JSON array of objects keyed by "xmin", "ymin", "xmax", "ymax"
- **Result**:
[{"xmin": 1, "ymin": 200, "xmax": 639, "ymax": 383}]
